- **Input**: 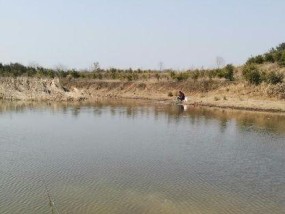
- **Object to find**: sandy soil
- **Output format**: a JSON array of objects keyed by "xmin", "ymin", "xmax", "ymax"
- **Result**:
[{"xmin": 0, "ymin": 77, "xmax": 284, "ymax": 113}]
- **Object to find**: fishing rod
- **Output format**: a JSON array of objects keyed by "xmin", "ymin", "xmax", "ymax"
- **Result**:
[{"xmin": 42, "ymin": 179, "xmax": 61, "ymax": 214}]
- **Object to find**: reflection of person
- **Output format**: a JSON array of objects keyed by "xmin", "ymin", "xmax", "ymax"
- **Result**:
[
  {"xmin": 177, "ymin": 91, "xmax": 185, "ymax": 101},
  {"xmin": 177, "ymin": 104, "xmax": 187, "ymax": 114}
]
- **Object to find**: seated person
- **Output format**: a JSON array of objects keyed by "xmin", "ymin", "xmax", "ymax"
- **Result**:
[{"xmin": 177, "ymin": 91, "xmax": 185, "ymax": 101}]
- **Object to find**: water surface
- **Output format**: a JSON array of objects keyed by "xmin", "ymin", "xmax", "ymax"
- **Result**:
[{"xmin": 0, "ymin": 100, "xmax": 284, "ymax": 214}]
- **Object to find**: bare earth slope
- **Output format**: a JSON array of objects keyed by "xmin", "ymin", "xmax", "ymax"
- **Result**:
[{"xmin": 0, "ymin": 77, "xmax": 85, "ymax": 101}]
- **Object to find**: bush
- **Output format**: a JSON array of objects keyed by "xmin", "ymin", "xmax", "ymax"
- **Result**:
[
  {"xmin": 245, "ymin": 43, "xmax": 285, "ymax": 66},
  {"xmin": 169, "ymin": 71, "xmax": 176, "ymax": 80},
  {"xmin": 246, "ymin": 55, "xmax": 264, "ymax": 64},
  {"xmin": 191, "ymin": 71, "xmax": 200, "ymax": 81},
  {"xmin": 69, "ymin": 70, "xmax": 80, "ymax": 78},
  {"xmin": 264, "ymin": 53, "xmax": 275, "ymax": 63},
  {"xmin": 242, "ymin": 65, "xmax": 262, "ymax": 85},
  {"xmin": 207, "ymin": 69, "xmax": 216, "ymax": 79},
  {"xmin": 216, "ymin": 69, "xmax": 224, "ymax": 78},
  {"xmin": 126, "ymin": 73, "xmax": 133, "ymax": 81},
  {"xmin": 175, "ymin": 72, "xmax": 189, "ymax": 81},
  {"xmin": 276, "ymin": 43, "xmax": 285, "ymax": 51},
  {"xmin": 211, "ymin": 65, "xmax": 234, "ymax": 81},
  {"xmin": 155, "ymin": 73, "xmax": 160, "ymax": 81},
  {"xmin": 278, "ymin": 51, "xmax": 285, "ymax": 66},
  {"xmin": 224, "ymin": 64, "xmax": 234, "ymax": 81},
  {"xmin": 266, "ymin": 72, "xmax": 284, "ymax": 84},
  {"xmin": 274, "ymin": 51, "xmax": 282, "ymax": 62},
  {"xmin": 254, "ymin": 55, "xmax": 264, "ymax": 64},
  {"xmin": 246, "ymin": 57, "xmax": 256, "ymax": 65}
]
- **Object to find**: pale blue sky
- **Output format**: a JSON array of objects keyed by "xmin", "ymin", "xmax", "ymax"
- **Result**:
[{"xmin": 0, "ymin": 0, "xmax": 284, "ymax": 69}]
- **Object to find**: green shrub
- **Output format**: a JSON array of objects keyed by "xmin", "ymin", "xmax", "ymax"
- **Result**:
[
  {"xmin": 276, "ymin": 43, "xmax": 285, "ymax": 51},
  {"xmin": 224, "ymin": 64, "xmax": 234, "ymax": 81},
  {"xmin": 175, "ymin": 72, "xmax": 189, "ymax": 81},
  {"xmin": 98, "ymin": 73, "xmax": 103, "ymax": 79},
  {"xmin": 274, "ymin": 51, "xmax": 282, "ymax": 62},
  {"xmin": 246, "ymin": 56, "xmax": 256, "ymax": 65},
  {"xmin": 69, "ymin": 70, "xmax": 80, "ymax": 78},
  {"xmin": 110, "ymin": 68, "xmax": 119, "ymax": 79},
  {"xmin": 278, "ymin": 51, "xmax": 285, "ymax": 66},
  {"xmin": 216, "ymin": 69, "xmax": 224, "ymax": 78},
  {"xmin": 266, "ymin": 72, "xmax": 284, "ymax": 84},
  {"xmin": 191, "ymin": 71, "xmax": 199, "ymax": 81},
  {"xmin": 212, "ymin": 65, "xmax": 234, "ymax": 81},
  {"xmin": 242, "ymin": 65, "xmax": 262, "ymax": 85},
  {"xmin": 126, "ymin": 74, "xmax": 133, "ymax": 81},
  {"xmin": 254, "ymin": 55, "xmax": 264, "ymax": 64},
  {"xmin": 46, "ymin": 69, "xmax": 55, "ymax": 78},
  {"xmin": 264, "ymin": 53, "xmax": 275, "ymax": 63},
  {"xmin": 246, "ymin": 55, "xmax": 264, "ymax": 64},
  {"xmin": 245, "ymin": 43, "xmax": 285, "ymax": 65},
  {"xmin": 155, "ymin": 73, "xmax": 160, "ymax": 81},
  {"xmin": 169, "ymin": 71, "xmax": 176, "ymax": 80},
  {"xmin": 58, "ymin": 70, "xmax": 68, "ymax": 78},
  {"xmin": 132, "ymin": 73, "xmax": 139, "ymax": 80},
  {"xmin": 207, "ymin": 69, "xmax": 216, "ymax": 79}
]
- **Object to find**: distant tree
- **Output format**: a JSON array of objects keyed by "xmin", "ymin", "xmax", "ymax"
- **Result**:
[
  {"xmin": 92, "ymin": 62, "xmax": 100, "ymax": 72},
  {"xmin": 158, "ymin": 61, "xmax": 164, "ymax": 72},
  {"xmin": 216, "ymin": 56, "xmax": 225, "ymax": 68}
]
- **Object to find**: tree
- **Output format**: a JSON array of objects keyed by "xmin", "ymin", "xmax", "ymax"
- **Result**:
[
  {"xmin": 216, "ymin": 56, "xmax": 225, "ymax": 68},
  {"xmin": 92, "ymin": 62, "xmax": 100, "ymax": 72},
  {"xmin": 158, "ymin": 61, "xmax": 164, "ymax": 72}
]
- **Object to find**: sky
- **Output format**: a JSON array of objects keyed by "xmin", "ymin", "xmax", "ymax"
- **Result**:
[{"xmin": 0, "ymin": 0, "xmax": 284, "ymax": 70}]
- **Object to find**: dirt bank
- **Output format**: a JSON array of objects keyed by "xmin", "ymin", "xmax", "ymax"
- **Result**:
[
  {"xmin": 0, "ymin": 77, "xmax": 284, "ymax": 113},
  {"xmin": 0, "ymin": 77, "xmax": 86, "ymax": 101}
]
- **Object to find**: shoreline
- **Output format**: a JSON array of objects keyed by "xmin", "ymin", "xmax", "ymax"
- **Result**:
[
  {"xmin": 83, "ymin": 93, "xmax": 285, "ymax": 113},
  {"xmin": 0, "ymin": 77, "xmax": 284, "ymax": 114},
  {"xmin": 1, "ymin": 95, "xmax": 285, "ymax": 114}
]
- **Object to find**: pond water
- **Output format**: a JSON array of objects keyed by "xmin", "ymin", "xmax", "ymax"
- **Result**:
[{"xmin": 0, "ymin": 100, "xmax": 284, "ymax": 214}]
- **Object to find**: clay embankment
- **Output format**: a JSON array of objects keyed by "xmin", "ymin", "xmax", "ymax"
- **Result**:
[
  {"xmin": 0, "ymin": 77, "xmax": 285, "ymax": 112},
  {"xmin": 0, "ymin": 77, "xmax": 85, "ymax": 101}
]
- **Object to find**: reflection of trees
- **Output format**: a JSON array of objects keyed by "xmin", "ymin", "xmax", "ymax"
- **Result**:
[
  {"xmin": 219, "ymin": 112, "xmax": 228, "ymax": 133},
  {"xmin": 71, "ymin": 106, "xmax": 80, "ymax": 117},
  {"xmin": 93, "ymin": 107, "xmax": 102, "ymax": 116},
  {"xmin": 0, "ymin": 100, "xmax": 285, "ymax": 135}
]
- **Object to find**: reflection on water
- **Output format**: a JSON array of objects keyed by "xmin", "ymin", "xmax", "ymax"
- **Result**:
[
  {"xmin": 1, "ymin": 100, "xmax": 285, "ymax": 135},
  {"xmin": 0, "ymin": 100, "xmax": 284, "ymax": 214}
]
